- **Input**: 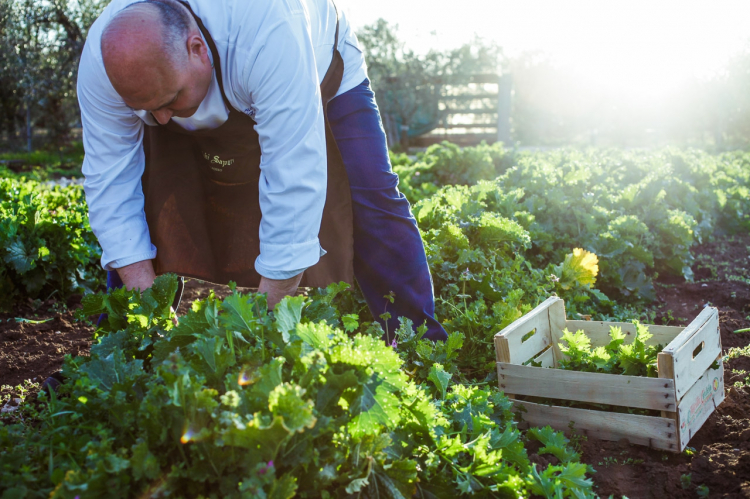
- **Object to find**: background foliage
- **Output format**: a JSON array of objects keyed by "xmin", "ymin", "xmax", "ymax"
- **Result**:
[
  {"xmin": 1, "ymin": 0, "xmax": 105, "ymax": 151},
  {"xmin": 3, "ymin": 2, "xmax": 750, "ymax": 151},
  {"xmin": 396, "ymin": 144, "xmax": 750, "ymax": 303},
  {"xmin": 0, "ymin": 177, "xmax": 103, "ymax": 311}
]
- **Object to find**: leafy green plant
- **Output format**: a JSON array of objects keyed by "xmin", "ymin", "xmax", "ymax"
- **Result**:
[
  {"xmin": 680, "ymin": 473, "xmax": 692, "ymax": 489},
  {"xmin": 527, "ymin": 426, "xmax": 582, "ymax": 464},
  {"xmin": 417, "ymin": 385, "xmax": 595, "ymax": 498},
  {"xmin": 0, "ymin": 275, "xmax": 595, "ymax": 498},
  {"xmin": 412, "ymin": 180, "xmax": 609, "ymax": 376},
  {"xmin": 558, "ymin": 321, "xmax": 660, "ymax": 377},
  {"xmin": 394, "ymin": 141, "xmax": 507, "ymax": 203},
  {"xmin": 393, "ymin": 317, "xmax": 464, "ymax": 384},
  {"xmin": 0, "ymin": 178, "xmax": 104, "ymax": 311},
  {"xmin": 399, "ymin": 147, "xmax": 750, "ymax": 303}
]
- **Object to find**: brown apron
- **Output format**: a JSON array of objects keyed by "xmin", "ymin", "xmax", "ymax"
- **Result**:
[{"xmin": 142, "ymin": 2, "xmax": 354, "ymax": 288}]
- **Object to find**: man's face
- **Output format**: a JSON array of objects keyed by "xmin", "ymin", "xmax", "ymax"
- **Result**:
[{"xmin": 111, "ymin": 31, "xmax": 213, "ymax": 125}]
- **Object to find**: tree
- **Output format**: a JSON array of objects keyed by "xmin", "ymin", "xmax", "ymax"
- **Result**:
[
  {"xmin": 357, "ymin": 19, "xmax": 443, "ymax": 148},
  {"xmin": 706, "ymin": 49, "xmax": 750, "ymax": 148},
  {"xmin": 0, "ymin": 0, "xmax": 108, "ymax": 151}
]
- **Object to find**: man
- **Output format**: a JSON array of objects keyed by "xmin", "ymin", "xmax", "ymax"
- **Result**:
[{"xmin": 78, "ymin": 0, "xmax": 447, "ymax": 342}]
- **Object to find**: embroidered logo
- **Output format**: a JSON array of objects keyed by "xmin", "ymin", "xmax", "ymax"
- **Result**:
[
  {"xmin": 203, "ymin": 152, "xmax": 235, "ymax": 172},
  {"xmin": 243, "ymin": 107, "xmax": 255, "ymax": 118}
]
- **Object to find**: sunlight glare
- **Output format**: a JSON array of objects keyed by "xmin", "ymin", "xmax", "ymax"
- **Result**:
[
  {"xmin": 238, "ymin": 365, "xmax": 260, "ymax": 386},
  {"xmin": 340, "ymin": 0, "xmax": 750, "ymax": 99}
]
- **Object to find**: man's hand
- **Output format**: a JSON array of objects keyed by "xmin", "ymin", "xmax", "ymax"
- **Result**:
[
  {"xmin": 117, "ymin": 260, "xmax": 179, "ymax": 324},
  {"xmin": 259, "ymin": 273, "xmax": 304, "ymax": 310},
  {"xmin": 117, "ymin": 259, "xmax": 156, "ymax": 291}
]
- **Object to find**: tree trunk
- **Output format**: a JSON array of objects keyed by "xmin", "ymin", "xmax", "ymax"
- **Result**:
[
  {"xmin": 26, "ymin": 102, "xmax": 32, "ymax": 153},
  {"xmin": 382, "ymin": 113, "xmax": 397, "ymax": 150},
  {"xmin": 399, "ymin": 124, "xmax": 410, "ymax": 150}
]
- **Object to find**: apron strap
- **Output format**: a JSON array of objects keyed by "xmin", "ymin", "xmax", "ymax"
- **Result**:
[
  {"xmin": 320, "ymin": 2, "xmax": 343, "ymax": 106},
  {"xmin": 177, "ymin": 1, "xmax": 233, "ymax": 111},
  {"xmin": 176, "ymin": 0, "xmax": 341, "ymax": 112},
  {"xmin": 332, "ymin": 1, "xmax": 340, "ymax": 60}
]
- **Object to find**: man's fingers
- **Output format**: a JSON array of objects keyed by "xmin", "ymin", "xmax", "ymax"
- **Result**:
[{"xmin": 170, "ymin": 306, "xmax": 179, "ymax": 326}]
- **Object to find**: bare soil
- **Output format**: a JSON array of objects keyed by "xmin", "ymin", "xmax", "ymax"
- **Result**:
[
  {"xmin": 579, "ymin": 234, "xmax": 750, "ymax": 499},
  {"xmin": 1, "ymin": 235, "xmax": 749, "ymax": 498},
  {"xmin": 0, "ymin": 294, "xmax": 94, "ymax": 393},
  {"xmin": 0, "ymin": 281, "xmax": 244, "ymax": 401}
]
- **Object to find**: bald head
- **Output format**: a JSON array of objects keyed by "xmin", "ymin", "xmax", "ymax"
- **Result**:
[
  {"xmin": 100, "ymin": 0, "xmax": 213, "ymax": 122},
  {"xmin": 102, "ymin": 1, "xmax": 194, "ymax": 95}
]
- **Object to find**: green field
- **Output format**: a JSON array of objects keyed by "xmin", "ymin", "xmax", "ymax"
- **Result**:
[{"xmin": 1, "ymin": 143, "xmax": 749, "ymax": 498}]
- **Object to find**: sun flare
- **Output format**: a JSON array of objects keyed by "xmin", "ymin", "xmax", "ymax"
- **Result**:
[{"xmin": 340, "ymin": 0, "xmax": 750, "ymax": 99}]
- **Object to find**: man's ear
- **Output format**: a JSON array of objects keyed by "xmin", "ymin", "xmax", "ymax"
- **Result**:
[{"xmin": 186, "ymin": 32, "xmax": 207, "ymax": 61}]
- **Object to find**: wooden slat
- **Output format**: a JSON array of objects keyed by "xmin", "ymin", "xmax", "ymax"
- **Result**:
[
  {"xmin": 676, "ymin": 359, "xmax": 725, "ymax": 451},
  {"xmin": 527, "ymin": 347, "xmax": 555, "ymax": 368},
  {"xmin": 504, "ymin": 311, "xmax": 550, "ymax": 365},
  {"xmin": 495, "ymin": 335, "xmax": 511, "ymax": 363},
  {"xmin": 663, "ymin": 307, "xmax": 715, "ymax": 354},
  {"xmin": 515, "ymin": 399, "xmax": 679, "ymax": 452},
  {"xmin": 494, "ymin": 297, "xmax": 559, "ymax": 365},
  {"xmin": 565, "ymin": 320, "xmax": 683, "ymax": 348},
  {"xmin": 548, "ymin": 299, "xmax": 567, "ymax": 367},
  {"xmin": 498, "ymin": 363, "xmax": 676, "ymax": 411},
  {"xmin": 657, "ymin": 352, "xmax": 678, "ymax": 419},
  {"xmin": 671, "ymin": 310, "xmax": 721, "ymax": 399}
]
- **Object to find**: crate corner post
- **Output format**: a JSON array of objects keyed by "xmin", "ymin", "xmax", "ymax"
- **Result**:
[
  {"xmin": 657, "ymin": 350, "xmax": 680, "ymax": 451},
  {"xmin": 660, "ymin": 307, "xmax": 724, "ymax": 452},
  {"xmin": 657, "ymin": 352, "xmax": 677, "ymax": 411},
  {"xmin": 547, "ymin": 297, "xmax": 566, "ymax": 367}
]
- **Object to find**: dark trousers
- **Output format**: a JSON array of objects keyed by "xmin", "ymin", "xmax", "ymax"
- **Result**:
[
  {"xmin": 327, "ymin": 79, "xmax": 446, "ymax": 342},
  {"xmin": 105, "ymin": 78, "xmax": 447, "ymax": 342}
]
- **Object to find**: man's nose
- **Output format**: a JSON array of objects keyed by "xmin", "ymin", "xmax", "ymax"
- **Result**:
[{"xmin": 152, "ymin": 109, "xmax": 173, "ymax": 125}]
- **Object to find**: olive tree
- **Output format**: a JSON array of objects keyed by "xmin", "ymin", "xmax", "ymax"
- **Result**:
[{"xmin": 0, "ymin": 0, "xmax": 107, "ymax": 152}]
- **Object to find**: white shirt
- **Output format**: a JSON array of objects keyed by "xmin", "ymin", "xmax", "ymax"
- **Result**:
[{"xmin": 77, "ymin": 0, "xmax": 368, "ymax": 278}]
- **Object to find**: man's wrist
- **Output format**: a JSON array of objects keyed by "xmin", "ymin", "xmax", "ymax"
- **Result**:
[
  {"xmin": 259, "ymin": 272, "xmax": 303, "ymax": 309},
  {"xmin": 116, "ymin": 259, "xmax": 156, "ymax": 291}
]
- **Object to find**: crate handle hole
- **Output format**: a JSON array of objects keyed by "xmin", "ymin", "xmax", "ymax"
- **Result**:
[
  {"xmin": 521, "ymin": 329, "xmax": 536, "ymax": 343},
  {"xmin": 692, "ymin": 341, "xmax": 704, "ymax": 359}
]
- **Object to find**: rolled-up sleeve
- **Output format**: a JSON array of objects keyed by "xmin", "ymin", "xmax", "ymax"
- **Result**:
[
  {"xmin": 244, "ymin": 11, "xmax": 328, "ymax": 280},
  {"xmin": 78, "ymin": 41, "xmax": 156, "ymax": 271}
]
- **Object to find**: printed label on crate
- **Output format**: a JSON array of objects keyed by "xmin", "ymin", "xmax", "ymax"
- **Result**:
[{"xmin": 680, "ymin": 375, "xmax": 721, "ymax": 431}]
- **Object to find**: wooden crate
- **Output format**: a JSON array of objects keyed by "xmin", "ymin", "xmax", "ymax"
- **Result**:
[{"xmin": 494, "ymin": 297, "xmax": 725, "ymax": 452}]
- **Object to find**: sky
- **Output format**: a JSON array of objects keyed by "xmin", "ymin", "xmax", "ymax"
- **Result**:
[{"xmin": 336, "ymin": 0, "xmax": 750, "ymax": 98}]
